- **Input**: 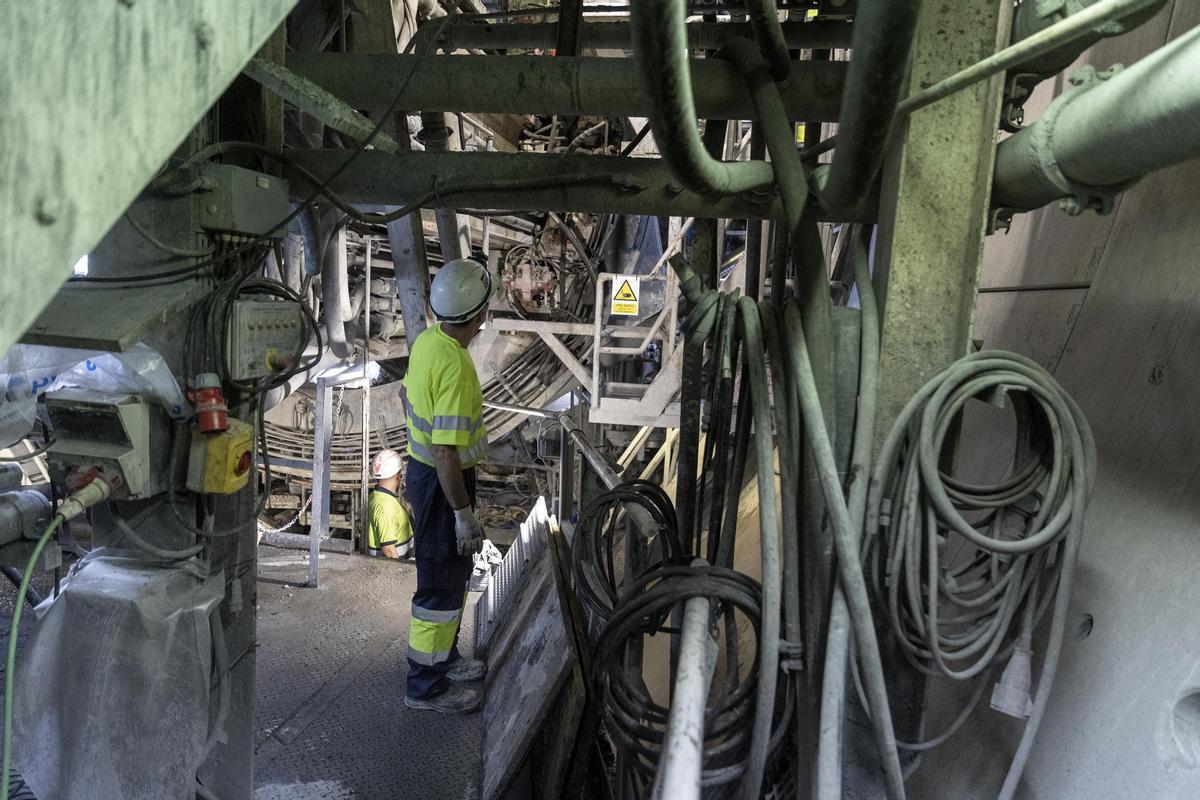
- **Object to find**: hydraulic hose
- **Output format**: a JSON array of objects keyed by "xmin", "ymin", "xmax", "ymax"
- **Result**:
[
  {"xmin": 114, "ymin": 508, "xmax": 206, "ymax": 561},
  {"xmin": 816, "ymin": 231, "xmax": 880, "ymax": 800},
  {"xmin": 734, "ymin": 294, "xmax": 783, "ymax": 800},
  {"xmin": 719, "ymin": 37, "xmax": 811, "ymax": 258},
  {"xmin": 674, "ymin": 290, "xmax": 719, "ymax": 553},
  {"xmin": 574, "ymin": 481, "xmax": 682, "ymax": 626},
  {"xmin": 2, "ymin": 515, "xmax": 63, "ymax": 800},
  {"xmin": 592, "ymin": 565, "xmax": 764, "ymax": 791},
  {"xmin": 781, "ymin": 299, "xmax": 907, "ymax": 799},
  {"xmin": 758, "ymin": 302, "xmax": 802, "ymax": 677},
  {"xmin": 818, "ymin": 0, "xmax": 921, "ymax": 214},
  {"xmin": 666, "ymin": 255, "xmax": 786, "ymax": 797},
  {"xmin": 740, "ymin": 0, "xmax": 792, "ymax": 82},
  {"xmin": 629, "ymin": 0, "xmax": 774, "ymax": 195}
]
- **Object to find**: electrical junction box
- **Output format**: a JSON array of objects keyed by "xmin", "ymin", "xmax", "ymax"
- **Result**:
[
  {"xmin": 197, "ymin": 163, "xmax": 290, "ymax": 238},
  {"xmin": 45, "ymin": 390, "xmax": 171, "ymax": 499},
  {"xmin": 226, "ymin": 298, "xmax": 307, "ymax": 382},
  {"xmin": 187, "ymin": 418, "xmax": 255, "ymax": 495}
]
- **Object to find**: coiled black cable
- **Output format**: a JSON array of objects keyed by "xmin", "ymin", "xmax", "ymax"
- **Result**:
[
  {"xmin": 591, "ymin": 564, "xmax": 766, "ymax": 793},
  {"xmin": 574, "ymin": 480, "xmax": 681, "ymax": 627}
]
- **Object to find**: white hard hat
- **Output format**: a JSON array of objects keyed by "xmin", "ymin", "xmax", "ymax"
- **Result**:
[
  {"xmin": 430, "ymin": 258, "xmax": 493, "ymax": 323},
  {"xmin": 371, "ymin": 449, "xmax": 402, "ymax": 480}
]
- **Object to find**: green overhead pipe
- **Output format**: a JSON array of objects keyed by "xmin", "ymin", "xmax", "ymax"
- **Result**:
[{"xmin": 993, "ymin": 25, "xmax": 1200, "ymax": 214}]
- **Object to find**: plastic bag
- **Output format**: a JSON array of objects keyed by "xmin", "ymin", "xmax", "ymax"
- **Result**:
[
  {"xmin": 13, "ymin": 548, "xmax": 225, "ymax": 800},
  {"xmin": 0, "ymin": 342, "xmax": 190, "ymax": 447}
]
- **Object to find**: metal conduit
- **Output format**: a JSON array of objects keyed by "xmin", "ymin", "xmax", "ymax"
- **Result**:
[
  {"xmin": 628, "ymin": 0, "xmax": 775, "ymax": 195},
  {"xmin": 740, "ymin": 0, "xmax": 792, "ymax": 82},
  {"xmin": 993, "ymin": 24, "xmax": 1200, "ymax": 212},
  {"xmin": 818, "ymin": 0, "xmax": 921, "ymax": 215},
  {"xmin": 650, "ymin": 592, "xmax": 717, "ymax": 800}
]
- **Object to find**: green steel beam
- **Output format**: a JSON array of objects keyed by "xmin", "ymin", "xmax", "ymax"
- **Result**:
[
  {"xmin": 412, "ymin": 19, "xmax": 854, "ymax": 53},
  {"xmin": 0, "ymin": 0, "xmax": 299, "ymax": 357},
  {"xmin": 284, "ymin": 148, "xmax": 876, "ymax": 222},
  {"xmin": 285, "ymin": 52, "xmax": 847, "ymax": 121},
  {"xmin": 873, "ymin": 0, "xmax": 1012, "ymax": 440}
]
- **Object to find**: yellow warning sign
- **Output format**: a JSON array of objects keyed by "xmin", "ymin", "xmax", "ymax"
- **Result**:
[{"xmin": 610, "ymin": 277, "xmax": 640, "ymax": 316}]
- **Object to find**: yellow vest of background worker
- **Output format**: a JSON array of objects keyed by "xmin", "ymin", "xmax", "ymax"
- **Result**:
[
  {"xmin": 367, "ymin": 449, "xmax": 413, "ymax": 559},
  {"xmin": 367, "ymin": 486, "xmax": 412, "ymax": 558}
]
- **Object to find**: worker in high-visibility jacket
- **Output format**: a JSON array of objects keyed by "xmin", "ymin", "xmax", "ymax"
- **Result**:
[
  {"xmin": 367, "ymin": 449, "xmax": 413, "ymax": 559},
  {"xmin": 402, "ymin": 257, "xmax": 492, "ymax": 715}
]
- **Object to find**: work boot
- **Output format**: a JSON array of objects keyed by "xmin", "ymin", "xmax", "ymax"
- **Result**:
[
  {"xmin": 404, "ymin": 684, "xmax": 483, "ymax": 715},
  {"xmin": 446, "ymin": 657, "xmax": 487, "ymax": 684}
]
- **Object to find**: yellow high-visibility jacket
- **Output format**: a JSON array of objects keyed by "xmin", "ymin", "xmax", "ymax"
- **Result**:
[{"xmin": 402, "ymin": 324, "xmax": 488, "ymax": 468}]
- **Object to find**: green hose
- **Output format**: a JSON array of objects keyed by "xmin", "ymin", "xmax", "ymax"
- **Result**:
[{"xmin": 3, "ymin": 515, "xmax": 63, "ymax": 800}]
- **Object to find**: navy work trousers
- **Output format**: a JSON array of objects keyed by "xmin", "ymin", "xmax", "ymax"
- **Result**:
[{"xmin": 405, "ymin": 459, "xmax": 476, "ymax": 700}]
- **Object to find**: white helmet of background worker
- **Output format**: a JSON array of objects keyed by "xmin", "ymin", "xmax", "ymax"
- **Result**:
[
  {"xmin": 371, "ymin": 449, "xmax": 403, "ymax": 480},
  {"xmin": 429, "ymin": 257, "xmax": 493, "ymax": 323}
]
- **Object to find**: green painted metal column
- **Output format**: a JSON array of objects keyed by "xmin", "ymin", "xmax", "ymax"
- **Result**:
[
  {"xmin": 873, "ymin": 0, "xmax": 1012, "ymax": 441},
  {"xmin": 0, "ymin": 0, "xmax": 299, "ymax": 357},
  {"xmin": 846, "ymin": 0, "xmax": 1012, "ymax": 792}
]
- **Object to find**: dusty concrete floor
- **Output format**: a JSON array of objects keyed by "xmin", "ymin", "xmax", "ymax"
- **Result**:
[{"xmin": 253, "ymin": 544, "xmax": 484, "ymax": 800}]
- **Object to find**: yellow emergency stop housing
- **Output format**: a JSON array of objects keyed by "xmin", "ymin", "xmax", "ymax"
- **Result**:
[{"xmin": 186, "ymin": 418, "xmax": 255, "ymax": 495}]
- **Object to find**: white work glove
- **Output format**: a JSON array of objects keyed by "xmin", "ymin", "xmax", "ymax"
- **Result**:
[{"xmin": 453, "ymin": 506, "xmax": 485, "ymax": 556}]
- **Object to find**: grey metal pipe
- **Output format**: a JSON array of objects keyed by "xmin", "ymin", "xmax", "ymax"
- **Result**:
[
  {"xmin": 319, "ymin": 212, "xmax": 353, "ymax": 358},
  {"xmin": 418, "ymin": 112, "xmax": 470, "ymax": 261},
  {"xmin": 993, "ymin": 25, "xmax": 1200, "ymax": 212},
  {"xmin": 285, "ymin": 53, "xmax": 846, "ymax": 122},
  {"xmin": 819, "ymin": 0, "xmax": 920, "ymax": 214},
  {"xmin": 284, "ymin": 149, "xmax": 878, "ymax": 222},
  {"xmin": 629, "ymin": 0, "xmax": 774, "ymax": 194},
  {"xmin": 1010, "ymin": 0, "xmax": 1168, "ymax": 77},
  {"xmin": 650, "ymin": 593, "xmax": 717, "ymax": 800},
  {"xmin": 413, "ymin": 20, "xmax": 853, "ymax": 53}
]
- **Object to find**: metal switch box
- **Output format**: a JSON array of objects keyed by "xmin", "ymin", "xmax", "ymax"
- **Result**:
[
  {"xmin": 197, "ymin": 163, "xmax": 290, "ymax": 238},
  {"xmin": 225, "ymin": 298, "xmax": 307, "ymax": 382}
]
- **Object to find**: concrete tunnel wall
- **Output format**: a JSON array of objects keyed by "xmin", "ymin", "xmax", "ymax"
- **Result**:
[{"xmin": 910, "ymin": 3, "xmax": 1200, "ymax": 798}]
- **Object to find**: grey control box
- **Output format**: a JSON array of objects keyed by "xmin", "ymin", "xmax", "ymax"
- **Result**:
[
  {"xmin": 226, "ymin": 299, "xmax": 307, "ymax": 381},
  {"xmin": 197, "ymin": 163, "xmax": 290, "ymax": 238}
]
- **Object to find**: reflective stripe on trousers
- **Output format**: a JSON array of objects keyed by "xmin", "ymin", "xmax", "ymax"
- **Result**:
[{"xmin": 407, "ymin": 601, "xmax": 462, "ymax": 666}]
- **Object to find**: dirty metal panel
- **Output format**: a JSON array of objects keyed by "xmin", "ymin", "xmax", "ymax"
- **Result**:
[
  {"xmin": 473, "ymin": 496, "xmax": 550, "ymax": 657},
  {"xmin": 479, "ymin": 533, "xmax": 574, "ymax": 800},
  {"xmin": 0, "ymin": 0, "xmax": 298, "ymax": 357}
]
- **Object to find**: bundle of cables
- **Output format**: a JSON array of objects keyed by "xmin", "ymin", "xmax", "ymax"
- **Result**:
[
  {"xmin": 573, "ymin": 480, "xmax": 681, "ymax": 629},
  {"xmin": 856, "ymin": 350, "xmax": 1095, "ymax": 799},
  {"xmin": 591, "ymin": 564, "xmax": 772, "ymax": 795}
]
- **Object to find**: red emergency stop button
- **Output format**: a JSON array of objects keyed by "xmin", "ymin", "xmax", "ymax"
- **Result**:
[{"xmin": 236, "ymin": 451, "xmax": 253, "ymax": 476}]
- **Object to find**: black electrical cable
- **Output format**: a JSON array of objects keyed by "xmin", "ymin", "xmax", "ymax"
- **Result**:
[
  {"xmin": 573, "ymin": 480, "xmax": 681, "ymax": 626},
  {"xmin": 70, "ymin": 24, "xmax": 442, "ymax": 287},
  {"xmin": 591, "ymin": 564, "xmax": 766, "ymax": 793}
]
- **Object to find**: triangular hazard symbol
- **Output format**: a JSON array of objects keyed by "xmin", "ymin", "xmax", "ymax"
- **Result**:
[{"xmin": 614, "ymin": 280, "xmax": 637, "ymax": 301}]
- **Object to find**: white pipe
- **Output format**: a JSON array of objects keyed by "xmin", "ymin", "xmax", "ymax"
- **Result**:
[{"xmin": 651, "ymin": 593, "xmax": 717, "ymax": 800}]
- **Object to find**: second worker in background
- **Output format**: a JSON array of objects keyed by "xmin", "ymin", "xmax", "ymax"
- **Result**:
[{"xmin": 402, "ymin": 257, "xmax": 492, "ymax": 715}]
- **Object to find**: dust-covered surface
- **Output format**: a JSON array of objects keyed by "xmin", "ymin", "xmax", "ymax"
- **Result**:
[
  {"xmin": 0, "ymin": 544, "xmax": 484, "ymax": 800},
  {"xmin": 252, "ymin": 545, "xmax": 483, "ymax": 800}
]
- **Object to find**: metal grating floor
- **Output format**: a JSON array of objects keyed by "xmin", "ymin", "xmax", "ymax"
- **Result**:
[{"xmin": 253, "ymin": 546, "xmax": 484, "ymax": 800}]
